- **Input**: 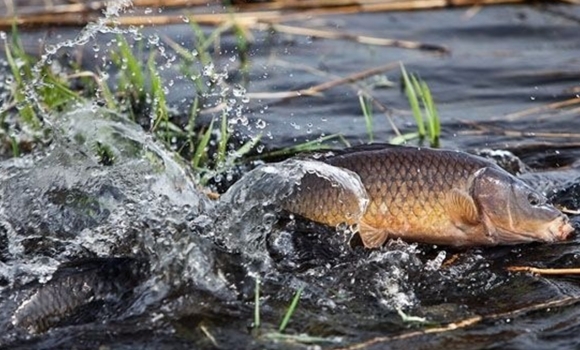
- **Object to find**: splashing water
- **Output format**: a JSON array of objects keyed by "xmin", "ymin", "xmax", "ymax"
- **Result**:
[{"xmin": 212, "ymin": 158, "xmax": 369, "ymax": 261}]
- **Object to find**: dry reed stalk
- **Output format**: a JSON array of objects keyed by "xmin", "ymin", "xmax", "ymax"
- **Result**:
[
  {"xmin": 335, "ymin": 316, "xmax": 484, "ymax": 350},
  {"xmin": 337, "ymin": 295, "xmax": 580, "ymax": 350},
  {"xmin": 249, "ymin": 58, "xmax": 404, "ymax": 136},
  {"xmin": 298, "ymin": 61, "xmax": 401, "ymax": 96},
  {"xmin": 3, "ymin": 0, "xmax": 213, "ymax": 16},
  {"xmin": 255, "ymin": 23, "xmax": 448, "ymax": 52},
  {"xmin": 494, "ymin": 97, "xmax": 580, "ymax": 121},
  {"xmin": 246, "ymin": 61, "xmax": 399, "ymax": 100},
  {"xmin": 0, "ymin": 0, "xmax": 546, "ymax": 30},
  {"xmin": 507, "ymin": 266, "xmax": 580, "ymax": 275},
  {"xmin": 239, "ymin": 0, "xmax": 528, "ymax": 12},
  {"xmin": 459, "ymin": 129, "xmax": 580, "ymax": 139}
]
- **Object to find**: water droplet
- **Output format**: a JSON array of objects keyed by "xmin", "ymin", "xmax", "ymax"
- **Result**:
[
  {"xmin": 148, "ymin": 34, "xmax": 160, "ymax": 45},
  {"xmin": 45, "ymin": 44, "xmax": 57, "ymax": 55},
  {"xmin": 233, "ymin": 85, "xmax": 246, "ymax": 97},
  {"xmin": 256, "ymin": 119, "xmax": 266, "ymax": 129},
  {"xmin": 291, "ymin": 122, "xmax": 301, "ymax": 130}
]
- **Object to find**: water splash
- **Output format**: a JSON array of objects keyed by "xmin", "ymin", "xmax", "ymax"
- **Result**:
[{"xmin": 212, "ymin": 158, "xmax": 368, "ymax": 262}]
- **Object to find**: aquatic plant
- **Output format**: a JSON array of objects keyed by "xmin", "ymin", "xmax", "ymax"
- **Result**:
[
  {"xmin": 1, "ymin": 10, "xmax": 350, "ymax": 188},
  {"xmin": 2, "ymin": 25, "xmax": 80, "ymax": 129},
  {"xmin": 278, "ymin": 286, "xmax": 304, "ymax": 332},
  {"xmin": 397, "ymin": 63, "xmax": 441, "ymax": 147},
  {"xmin": 359, "ymin": 93, "xmax": 375, "ymax": 143}
]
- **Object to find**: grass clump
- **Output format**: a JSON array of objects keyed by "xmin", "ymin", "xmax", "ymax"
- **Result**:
[
  {"xmin": 357, "ymin": 63, "xmax": 440, "ymax": 147},
  {"xmin": 359, "ymin": 93, "xmax": 374, "ymax": 143},
  {"xmin": 2, "ymin": 25, "xmax": 80, "ymax": 129},
  {"xmin": 1, "ymin": 18, "xmax": 350, "ymax": 189},
  {"xmin": 396, "ymin": 63, "xmax": 441, "ymax": 147}
]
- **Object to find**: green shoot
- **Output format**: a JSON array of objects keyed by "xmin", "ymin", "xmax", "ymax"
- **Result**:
[
  {"xmin": 192, "ymin": 117, "xmax": 215, "ymax": 169},
  {"xmin": 400, "ymin": 63, "xmax": 425, "ymax": 138},
  {"xmin": 186, "ymin": 96, "xmax": 200, "ymax": 155},
  {"xmin": 111, "ymin": 35, "xmax": 146, "ymax": 117},
  {"xmin": 115, "ymin": 35, "xmax": 145, "ymax": 89},
  {"xmin": 396, "ymin": 308, "xmax": 434, "ymax": 325},
  {"xmin": 232, "ymin": 134, "xmax": 262, "ymax": 160},
  {"xmin": 419, "ymin": 80, "xmax": 441, "ymax": 145},
  {"xmin": 390, "ymin": 131, "xmax": 420, "ymax": 145},
  {"xmin": 217, "ymin": 111, "xmax": 229, "ymax": 166},
  {"xmin": 232, "ymin": 21, "xmax": 251, "ymax": 78},
  {"xmin": 148, "ymin": 53, "xmax": 169, "ymax": 136},
  {"xmin": 254, "ymin": 276, "xmax": 261, "ymax": 329},
  {"xmin": 399, "ymin": 63, "xmax": 441, "ymax": 147},
  {"xmin": 3, "ymin": 30, "xmax": 39, "ymax": 128},
  {"xmin": 10, "ymin": 136, "xmax": 20, "ymax": 158},
  {"xmin": 279, "ymin": 287, "xmax": 304, "ymax": 333},
  {"xmin": 187, "ymin": 20, "xmax": 217, "ymax": 67},
  {"xmin": 96, "ymin": 71, "xmax": 118, "ymax": 110},
  {"xmin": 358, "ymin": 93, "xmax": 374, "ymax": 143}
]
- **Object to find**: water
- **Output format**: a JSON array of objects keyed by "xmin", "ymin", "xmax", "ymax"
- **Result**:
[{"xmin": 1, "ymin": 2, "xmax": 580, "ymax": 349}]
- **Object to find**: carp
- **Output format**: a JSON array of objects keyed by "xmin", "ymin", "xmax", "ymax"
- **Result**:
[{"xmin": 283, "ymin": 145, "xmax": 574, "ymax": 248}]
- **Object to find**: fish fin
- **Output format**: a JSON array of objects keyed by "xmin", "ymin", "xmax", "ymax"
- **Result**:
[
  {"xmin": 358, "ymin": 221, "xmax": 389, "ymax": 248},
  {"xmin": 447, "ymin": 188, "xmax": 480, "ymax": 227}
]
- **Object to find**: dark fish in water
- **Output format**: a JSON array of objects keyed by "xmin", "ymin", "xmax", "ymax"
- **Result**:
[
  {"xmin": 283, "ymin": 145, "xmax": 574, "ymax": 248},
  {"xmin": 12, "ymin": 258, "xmax": 147, "ymax": 333}
]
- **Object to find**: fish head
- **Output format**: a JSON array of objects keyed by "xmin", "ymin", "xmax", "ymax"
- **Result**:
[{"xmin": 470, "ymin": 167, "xmax": 574, "ymax": 244}]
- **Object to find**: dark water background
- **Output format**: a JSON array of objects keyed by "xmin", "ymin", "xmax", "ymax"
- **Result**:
[{"xmin": 1, "ymin": 2, "xmax": 580, "ymax": 350}]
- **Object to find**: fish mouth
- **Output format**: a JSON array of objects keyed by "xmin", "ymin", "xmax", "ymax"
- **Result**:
[
  {"xmin": 487, "ymin": 215, "xmax": 574, "ymax": 245},
  {"xmin": 546, "ymin": 216, "xmax": 575, "ymax": 242}
]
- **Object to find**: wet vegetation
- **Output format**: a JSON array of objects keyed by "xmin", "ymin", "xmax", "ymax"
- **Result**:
[{"xmin": 1, "ymin": 1, "xmax": 580, "ymax": 350}]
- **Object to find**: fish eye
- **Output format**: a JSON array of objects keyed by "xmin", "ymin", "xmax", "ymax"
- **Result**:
[{"xmin": 527, "ymin": 192, "xmax": 542, "ymax": 206}]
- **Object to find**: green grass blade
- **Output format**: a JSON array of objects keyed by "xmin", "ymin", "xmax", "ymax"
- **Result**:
[
  {"xmin": 419, "ymin": 80, "xmax": 440, "ymax": 146},
  {"xmin": 254, "ymin": 277, "xmax": 261, "ymax": 329},
  {"xmin": 4, "ymin": 37, "xmax": 39, "ymax": 127},
  {"xmin": 117, "ymin": 35, "xmax": 145, "ymax": 89},
  {"xmin": 279, "ymin": 287, "xmax": 304, "ymax": 333},
  {"xmin": 188, "ymin": 20, "xmax": 213, "ymax": 67},
  {"xmin": 10, "ymin": 136, "xmax": 20, "ymax": 158},
  {"xmin": 217, "ymin": 111, "xmax": 229, "ymax": 165},
  {"xmin": 192, "ymin": 117, "xmax": 214, "ymax": 168},
  {"xmin": 390, "ymin": 131, "xmax": 420, "ymax": 145},
  {"xmin": 233, "ymin": 134, "xmax": 262, "ymax": 160},
  {"xmin": 400, "ymin": 63, "xmax": 425, "ymax": 138},
  {"xmin": 187, "ymin": 96, "xmax": 200, "ymax": 154},
  {"xmin": 358, "ymin": 94, "xmax": 374, "ymax": 143},
  {"xmin": 97, "ymin": 70, "xmax": 118, "ymax": 110},
  {"xmin": 149, "ymin": 54, "xmax": 169, "ymax": 134}
]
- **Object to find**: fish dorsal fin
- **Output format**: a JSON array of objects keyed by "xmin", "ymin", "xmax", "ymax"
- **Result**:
[
  {"xmin": 358, "ymin": 221, "xmax": 389, "ymax": 248},
  {"xmin": 447, "ymin": 188, "xmax": 480, "ymax": 227}
]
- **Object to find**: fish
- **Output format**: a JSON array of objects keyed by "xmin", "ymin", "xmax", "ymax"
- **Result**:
[
  {"xmin": 282, "ymin": 145, "xmax": 574, "ymax": 248},
  {"xmin": 12, "ymin": 258, "xmax": 147, "ymax": 333}
]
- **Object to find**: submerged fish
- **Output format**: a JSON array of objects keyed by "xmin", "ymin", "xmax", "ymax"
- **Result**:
[{"xmin": 283, "ymin": 145, "xmax": 574, "ymax": 248}]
